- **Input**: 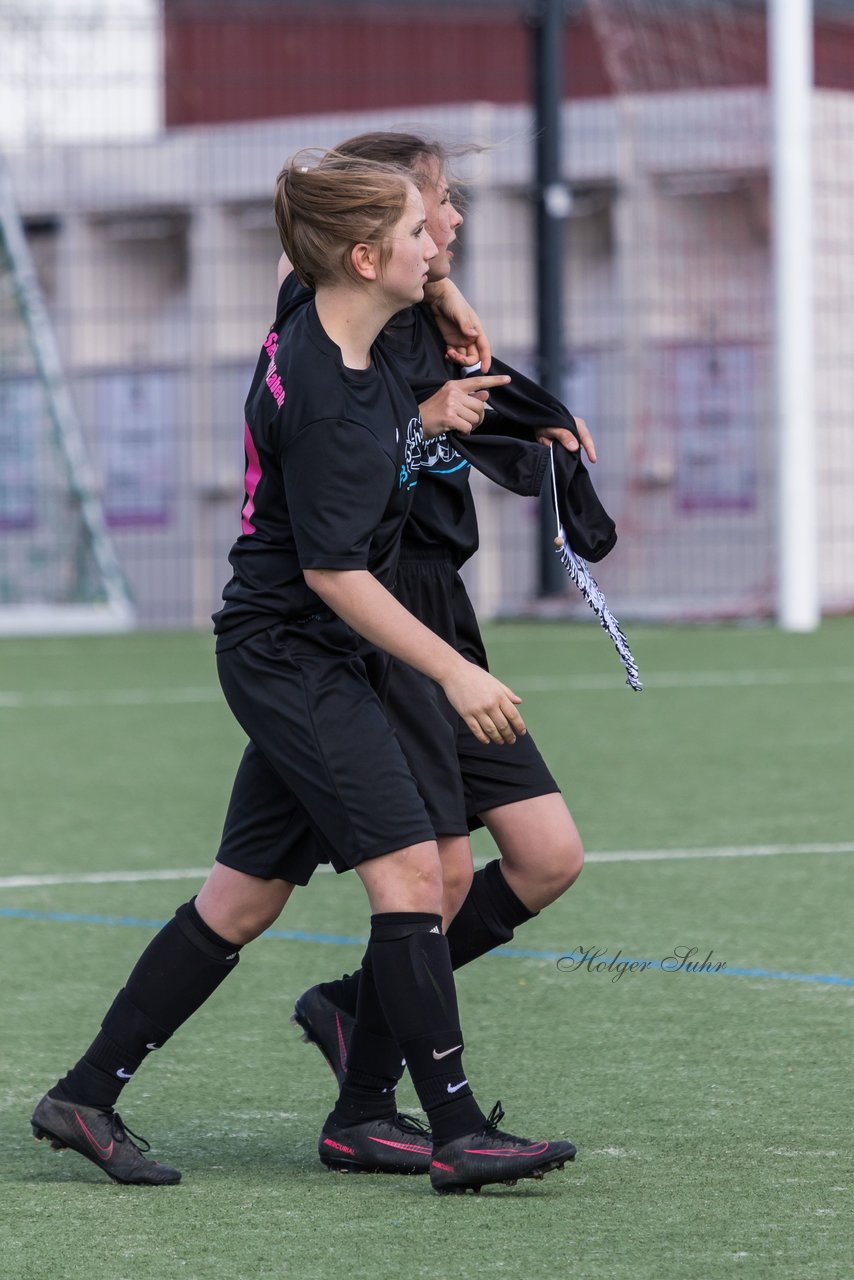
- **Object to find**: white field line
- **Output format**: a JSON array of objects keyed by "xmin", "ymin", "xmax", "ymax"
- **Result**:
[
  {"xmin": 0, "ymin": 687, "xmax": 219, "ymax": 708},
  {"xmin": 2, "ymin": 668, "xmax": 854, "ymax": 708},
  {"xmin": 508, "ymin": 668, "xmax": 854, "ymax": 692},
  {"xmin": 2, "ymin": 842, "xmax": 852, "ymax": 890}
]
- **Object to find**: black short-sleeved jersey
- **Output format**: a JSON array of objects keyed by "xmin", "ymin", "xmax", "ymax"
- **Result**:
[{"xmin": 213, "ymin": 291, "xmax": 423, "ymax": 649}]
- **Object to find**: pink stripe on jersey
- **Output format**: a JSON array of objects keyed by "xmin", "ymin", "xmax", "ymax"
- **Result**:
[{"xmin": 241, "ymin": 423, "xmax": 262, "ymax": 535}]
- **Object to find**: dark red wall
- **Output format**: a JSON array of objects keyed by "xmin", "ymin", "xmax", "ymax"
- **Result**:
[
  {"xmin": 164, "ymin": 5, "xmax": 611, "ymax": 127},
  {"xmin": 163, "ymin": 2, "xmax": 854, "ymax": 129}
]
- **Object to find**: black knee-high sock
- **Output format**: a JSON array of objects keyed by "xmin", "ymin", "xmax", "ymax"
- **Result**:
[
  {"xmin": 317, "ymin": 972, "xmax": 360, "ymax": 1019},
  {"xmin": 52, "ymin": 898, "xmax": 241, "ymax": 1109},
  {"xmin": 320, "ymin": 860, "xmax": 537, "ymax": 1095},
  {"xmin": 331, "ymin": 960, "xmax": 407, "ymax": 1127},
  {"xmin": 444, "ymin": 859, "xmax": 536, "ymax": 969},
  {"xmin": 320, "ymin": 860, "xmax": 537, "ymax": 1019},
  {"xmin": 362, "ymin": 912, "xmax": 485, "ymax": 1144}
]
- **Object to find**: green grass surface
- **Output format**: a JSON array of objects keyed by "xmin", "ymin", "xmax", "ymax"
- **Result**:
[{"xmin": 1, "ymin": 621, "xmax": 852, "ymax": 1280}]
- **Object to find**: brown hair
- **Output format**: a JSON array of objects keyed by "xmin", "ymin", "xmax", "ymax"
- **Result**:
[
  {"xmin": 274, "ymin": 149, "xmax": 414, "ymax": 289},
  {"xmin": 334, "ymin": 131, "xmax": 484, "ymax": 215},
  {"xmin": 334, "ymin": 132, "xmax": 450, "ymax": 185}
]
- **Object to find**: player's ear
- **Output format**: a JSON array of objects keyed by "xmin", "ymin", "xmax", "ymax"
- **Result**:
[{"xmin": 350, "ymin": 242, "xmax": 378, "ymax": 282}]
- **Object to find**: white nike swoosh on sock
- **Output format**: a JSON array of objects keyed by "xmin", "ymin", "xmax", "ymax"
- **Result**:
[
  {"xmin": 433, "ymin": 1045, "xmax": 462, "ymax": 1060},
  {"xmin": 446, "ymin": 1079, "xmax": 468, "ymax": 1094}
]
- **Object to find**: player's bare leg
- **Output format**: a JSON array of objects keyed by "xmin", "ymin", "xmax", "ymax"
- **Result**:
[
  {"xmin": 437, "ymin": 834, "xmax": 475, "ymax": 927},
  {"xmin": 479, "ymin": 793, "xmax": 583, "ymax": 913},
  {"xmin": 195, "ymin": 862, "xmax": 295, "ymax": 943}
]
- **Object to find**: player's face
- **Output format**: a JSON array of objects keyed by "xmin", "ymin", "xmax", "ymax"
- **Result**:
[
  {"xmin": 380, "ymin": 185, "xmax": 438, "ymax": 307},
  {"xmin": 417, "ymin": 157, "xmax": 464, "ymax": 282}
]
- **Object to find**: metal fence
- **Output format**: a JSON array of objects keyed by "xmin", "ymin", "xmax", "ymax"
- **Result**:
[{"xmin": 1, "ymin": 0, "xmax": 852, "ymax": 630}]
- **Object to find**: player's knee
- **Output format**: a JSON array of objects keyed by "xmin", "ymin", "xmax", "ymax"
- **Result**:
[
  {"xmin": 438, "ymin": 833, "xmax": 474, "ymax": 912},
  {"xmin": 232, "ymin": 903, "xmax": 283, "ymax": 943},
  {"xmin": 410, "ymin": 858, "xmax": 445, "ymax": 913},
  {"xmin": 564, "ymin": 825, "xmax": 585, "ymax": 885},
  {"xmin": 196, "ymin": 896, "xmax": 282, "ymax": 945},
  {"xmin": 538, "ymin": 828, "xmax": 584, "ymax": 902},
  {"xmin": 390, "ymin": 847, "xmax": 446, "ymax": 914},
  {"xmin": 441, "ymin": 858, "xmax": 474, "ymax": 924}
]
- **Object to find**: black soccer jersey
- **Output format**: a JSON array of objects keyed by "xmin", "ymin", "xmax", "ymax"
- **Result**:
[
  {"xmin": 213, "ymin": 290, "xmax": 423, "ymax": 649},
  {"xmin": 385, "ymin": 305, "xmax": 583, "ymax": 568},
  {"xmin": 382, "ymin": 306, "xmax": 480, "ymax": 567},
  {"xmin": 266, "ymin": 276, "xmax": 612, "ymax": 571}
]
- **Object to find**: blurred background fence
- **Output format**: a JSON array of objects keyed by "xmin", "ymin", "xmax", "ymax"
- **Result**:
[{"xmin": 1, "ymin": 0, "xmax": 852, "ymax": 631}]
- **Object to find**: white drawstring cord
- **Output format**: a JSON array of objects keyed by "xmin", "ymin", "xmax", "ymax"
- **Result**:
[{"xmin": 549, "ymin": 446, "xmax": 643, "ymax": 692}]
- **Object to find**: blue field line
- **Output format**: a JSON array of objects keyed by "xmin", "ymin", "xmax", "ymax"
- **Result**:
[
  {"xmin": 0, "ymin": 906, "xmax": 366, "ymax": 948},
  {"xmin": 2, "ymin": 906, "xmax": 852, "ymax": 987}
]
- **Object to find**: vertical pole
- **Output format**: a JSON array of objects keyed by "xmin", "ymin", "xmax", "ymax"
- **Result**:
[
  {"xmin": 532, "ymin": 0, "xmax": 571, "ymax": 596},
  {"xmin": 770, "ymin": 0, "xmax": 818, "ymax": 630}
]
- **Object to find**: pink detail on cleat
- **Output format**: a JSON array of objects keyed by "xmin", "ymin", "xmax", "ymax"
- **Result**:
[
  {"xmin": 367, "ymin": 1137, "xmax": 430, "ymax": 1153},
  {"xmin": 323, "ymin": 1138, "xmax": 356, "ymax": 1156},
  {"xmin": 431, "ymin": 1160, "xmax": 455, "ymax": 1173},
  {"xmin": 464, "ymin": 1142, "xmax": 550, "ymax": 1158},
  {"xmin": 74, "ymin": 1111, "xmax": 114, "ymax": 1161},
  {"xmin": 335, "ymin": 1013, "xmax": 347, "ymax": 1073}
]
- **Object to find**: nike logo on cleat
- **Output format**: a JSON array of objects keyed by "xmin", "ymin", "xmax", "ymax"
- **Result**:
[
  {"xmin": 145, "ymin": 1042, "xmax": 160, "ymax": 1050},
  {"xmin": 433, "ymin": 1045, "xmax": 462, "ymax": 1060},
  {"xmin": 74, "ymin": 1111, "xmax": 114, "ymax": 1160},
  {"xmin": 446, "ymin": 1079, "xmax": 468, "ymax": 1094},
  {"xmin": 116, "ymin": 1068, "xmax": 134, "ymax": 1080}
]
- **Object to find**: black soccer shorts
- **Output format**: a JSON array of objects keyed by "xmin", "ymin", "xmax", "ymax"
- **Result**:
[
  {"xmin": 390, "ymin": 554, "xmax": 561, "ymax": 832},
  {"xmin": 214, "ymin": 615, "xmax": 435, "ymax": 883}
]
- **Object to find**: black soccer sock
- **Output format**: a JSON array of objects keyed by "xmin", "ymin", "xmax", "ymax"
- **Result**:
[
  {"xmin": 365, "ymin": 913, "xmax": 485, "ymax": 1144},
  {"xmin": 317, "ymin": 972, "xmax": 360, "ymax": 1019},
  {"xmin": 52, "ymin": 898, "xmax": 241, "ymax": 1109},
  {"xmin": 319, "ymin": 860, "xmax": 538, "ymax": 1030},
  {"xmin": 445, "ymin": 859, "xmax": 537, "ymax": 970},
  {"xmin": 331, "ymin": 965, "xmax": 405, "ymax": 1127}
]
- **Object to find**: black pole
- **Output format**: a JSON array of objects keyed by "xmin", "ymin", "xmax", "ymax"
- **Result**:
[{"xmin": 531, "ymin": 0, "xmax": 570, "ymax": 596}]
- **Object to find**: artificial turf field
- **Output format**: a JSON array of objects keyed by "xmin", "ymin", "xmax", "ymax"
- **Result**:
[{"xmin": 1, "ymin": 618, "xmax": 852, "ymax": 1280}]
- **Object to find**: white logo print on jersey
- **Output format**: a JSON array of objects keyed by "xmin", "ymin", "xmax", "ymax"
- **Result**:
[
  {"xmin": 419, "ymin": 433, "xmax": 466, "ymax": 472},
  {"xmin": 399, "ymin": 415, "xmax": 425, "ymax": 489}
]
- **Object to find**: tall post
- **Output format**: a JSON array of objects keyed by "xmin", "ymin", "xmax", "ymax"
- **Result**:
[
  {"xmin": 531, "ymin": 0, "xmax": 571, "ymax": 596},
  {"xmin": 770, "ymin": 0, "xmax": 818, "ymax": 630}
]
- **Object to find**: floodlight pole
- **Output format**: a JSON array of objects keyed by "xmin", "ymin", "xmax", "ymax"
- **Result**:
[
  {"xmin": 769, "ymin": 0, "xmax": 818, "ymax": 630},
  {"xmin": 531, "ymin": 0, "xmax": 571, "ymax": 597}
]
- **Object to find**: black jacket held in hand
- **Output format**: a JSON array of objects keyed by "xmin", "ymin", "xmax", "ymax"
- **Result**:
[{"xmin": 411, "ymin": 353, "xmax": 617, "ymax": 564}]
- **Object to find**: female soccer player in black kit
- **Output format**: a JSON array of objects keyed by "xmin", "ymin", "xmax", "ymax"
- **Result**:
[
  {"xmin": 30, "ymin": 150, "xmax": 576, "ymax": 1196},
  {"xmin": 287, "ymin": 134, "xmax": 596, "ymax": 1110}
]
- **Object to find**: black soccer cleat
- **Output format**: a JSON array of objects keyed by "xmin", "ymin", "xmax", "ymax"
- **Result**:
[
  {"xmin": 292, "ymin": 985, "xmax": 354, "ymax": 1087},
  {"xmin": 429, "ymin": 1102, "xmax": 575, "ymax": 1195},
  {"xmin": 318, "ymin": 1111, "xmax": 432, "ymax": 1175},
  {"xmin": 31, "ymin": 1093, "xmax": 181, "ymax": 1186}
]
